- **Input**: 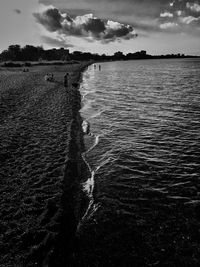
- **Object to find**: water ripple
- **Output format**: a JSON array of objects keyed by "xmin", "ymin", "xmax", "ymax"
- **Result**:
[{"xmin": 80, "ymin": 58, "xmax": 200, "ymax": 215}]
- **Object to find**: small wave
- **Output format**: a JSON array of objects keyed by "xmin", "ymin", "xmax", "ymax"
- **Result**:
[
  {"xmin": 82, "ymin": 120, "xmax": 90, "ymax": 135},
  {"xmin": 81, "ymin": 99, "xmax": 96, "ymax": 112},
  {"xmin": 79, "ymin": 122, "xmax": 101, "ymax": 224},
  {"xmin": 95, "ymin": 156, "xmax": 115, "ymax": 173},
  {"xmin": 86, "ymin": 134, "xmax": 100, "ymax": 153},
  {"xmin": 89, "ymin": 108, "xmax": 110, "ymax": 120},
  {"xmin": 83, "ymin": 169, "xmax": 95, "ymax": 196},
  {"xmin": 81, "ymin": 92, "xmax": 88, "ymax": 101},
  {"xmin": 79, "ymin": 154, "xmax": 99, "ymax": 224}
]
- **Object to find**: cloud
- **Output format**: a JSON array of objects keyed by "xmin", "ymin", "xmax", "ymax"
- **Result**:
[
  {"xmin": 160, "ymin": 22, "xmax": 178, "ymax": 29},
  {"xmin": 160, "ymin": 12, "xmax": 174, "ymax": 17},
  {"xmin": 41, "ymin": 35, "xmax": 74, "ymax": 47},
  {"xmin": 186, "ymin": 2, "xmax": 200, "ymax": 12},
  {"xmin": 180, "ymin": 15, "xmax": 200, "ymax": 24},
  {"xmin": 33, "ymin": 7, "xmax": 137, "ymax": 43},
  {"xmin": 176, "ymin": 10, "xmax": 182, "ymax": 16},
  {"xmin": 14, "ymin": 9, "xmax": 22, "ymax": 14},
  {"xmin": 37, "ymin": 0, "xmax": 200, "ymax": 36},
  {"xmin": 158, "ymin": 0, "xmax": 200, "ymax": 33},
  {"xmin": 34, "ymin": 8, "xmax": 62, "ymax": 31}
]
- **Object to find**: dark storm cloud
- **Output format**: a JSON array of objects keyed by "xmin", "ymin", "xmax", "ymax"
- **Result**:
[
  {"xmin": 41, "ymin": 35, "xmax": 74, "ymax": 47},
  {"xmin": 34, "ymin": 7, "xmax": 137, "ymax": 43},
  {"xmin": 14, "ymin": 9, "xmax": 22, "ymax": 14},
  {"xmin": 84, "ymin": 18, "xmax": 106, "ymax": 34},
  {"xmin": 34, "ymin": 8, "xmax": 62, "ymax": 31}
]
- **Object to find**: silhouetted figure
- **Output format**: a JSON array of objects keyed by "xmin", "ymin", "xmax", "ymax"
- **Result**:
[
  {"xmin": 44, "ymin": 74, "xmax": 49, "ymax": 81},
  {"xmin": 64, "ymin": 73, "xmax": 69, "ymax": 87},
  {"xmin": 99, "ymin": 65, "xmax": 101, "ymax": 71},
  {"xmin": 44, "ymin": 73, "xmax": 54, "ymax": 82},
  {"xmin": 94, "ymin": 64, "xmax": 96, "ymax": 69},
  {"xmin": 22, "ymin": 68, "xmax": 29, "ymax": 72}
]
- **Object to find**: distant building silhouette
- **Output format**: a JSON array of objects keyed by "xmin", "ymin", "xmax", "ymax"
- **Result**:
[{"xmin": 0, "ymin": 44, "xmax": 198, "ymax": 63}]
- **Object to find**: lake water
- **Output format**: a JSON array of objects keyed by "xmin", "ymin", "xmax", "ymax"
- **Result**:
[{"xmin": 78, "ymin": 59, "xmax": 200, "ymax": 266}]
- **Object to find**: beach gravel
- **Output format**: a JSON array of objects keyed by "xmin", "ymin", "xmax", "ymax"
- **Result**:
[{"xmin": 0, "ymin": 64, "xmax": 87, "ymax": 266}]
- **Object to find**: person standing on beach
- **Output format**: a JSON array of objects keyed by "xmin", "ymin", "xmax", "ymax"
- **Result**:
[
  {"xmin": 64, "ymin": 73, "xmax": 69, "ymax": 87},
  {"xmin": 99, "ymin": 65, "xmax": 101, "ymax": 71}
]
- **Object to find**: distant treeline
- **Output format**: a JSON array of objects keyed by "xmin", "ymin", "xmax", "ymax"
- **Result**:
[
  {"xmin": 0, "ymin": 44, "xmax": 199, "ymax": 63},
  {"xmin": 0, "ymin": 45, "xmax": 70, "ymax": 62}
]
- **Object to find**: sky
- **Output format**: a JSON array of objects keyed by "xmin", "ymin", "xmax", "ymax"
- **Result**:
[{"xmin": 0, "ymin": 0, "xmax": 200, "ymax": 55}]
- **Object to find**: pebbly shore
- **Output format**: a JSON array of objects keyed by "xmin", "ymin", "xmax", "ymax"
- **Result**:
[{"xmin": 0, "ymin": 62, "xmax": 90, "ymax": 266}]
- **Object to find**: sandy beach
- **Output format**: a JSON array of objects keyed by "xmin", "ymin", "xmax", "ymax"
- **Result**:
[{"xmin": 0, "ymin": 63, "xmax": 89, "ymax": 266}]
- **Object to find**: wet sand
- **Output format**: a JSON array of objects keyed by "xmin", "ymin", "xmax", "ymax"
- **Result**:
[{"xmin": 0, "ymin": 63, "xmax": 89, "ymax": 266}]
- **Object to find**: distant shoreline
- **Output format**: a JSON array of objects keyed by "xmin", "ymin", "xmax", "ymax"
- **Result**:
[
  {"xmin": 1, "ymin": 44, "xmax": 199, "ymax": 66},
  {"xmin": 0, "ymin": 56, "xmax": 199, "ymax": 70}
]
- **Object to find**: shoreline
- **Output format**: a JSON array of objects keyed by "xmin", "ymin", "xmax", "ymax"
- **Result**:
[
  {"xmin": 48, "ymin": 62, "xmax": 92, "ymax": 266},
  {"xmin": 0, "ymin": 62, "xmax": 92, "ymax": 266}
]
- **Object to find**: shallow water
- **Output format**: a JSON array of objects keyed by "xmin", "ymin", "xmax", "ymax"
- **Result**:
[
  {"xmin": 78, "ymin": 58, "xmax": 200, "ymax": 266},
  {"xmin": 81, "ymin": 59, "xmax": 200, "ymax": 204}
]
